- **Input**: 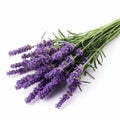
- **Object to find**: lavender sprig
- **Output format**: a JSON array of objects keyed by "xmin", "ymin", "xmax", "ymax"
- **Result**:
[{"xmin": 9, "ymin": 44, "xmax": 32, "ymax": 56}]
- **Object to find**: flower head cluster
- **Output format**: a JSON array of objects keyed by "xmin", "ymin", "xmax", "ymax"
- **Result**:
[
  {"xmin": 7, "ymin": 40, "xmax": 87, "ymax": 108},
  {"xmin": 52, "ymin": 42, "xmax": 75, "ymax": 61},
  {"xmin": 9, "ymin": 44, "xmax": 32, "ymax": 56}
]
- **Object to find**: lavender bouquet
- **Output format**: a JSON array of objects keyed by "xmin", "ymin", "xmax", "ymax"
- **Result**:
[{"xmin": 7, "ymin": 19, "xmax": 120, "ymax": 108}]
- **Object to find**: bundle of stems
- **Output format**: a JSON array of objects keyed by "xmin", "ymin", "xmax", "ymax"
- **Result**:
[{"xmin": 53, "ymin": 19, "xmax": 120, "ymax": 74}]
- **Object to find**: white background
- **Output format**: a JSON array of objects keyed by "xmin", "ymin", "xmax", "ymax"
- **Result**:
[{"xmin": 0, "ymin": 0, "xmax": 120, "ymax": 120}]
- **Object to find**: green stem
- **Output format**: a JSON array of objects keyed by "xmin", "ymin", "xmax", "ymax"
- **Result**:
[
  {"xmin": 83, "ymin": 26, "xmax": 120, "ymax": 69},
  {"xmin": 82, "ymin": 23, "xmax": 120, "ymax": 51}
]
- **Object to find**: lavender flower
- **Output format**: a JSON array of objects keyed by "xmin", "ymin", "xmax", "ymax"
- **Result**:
[
  {"xmin": 25, "ymin": 54, "xmax": 52, "ymax": 69},
  {"xmin": 43, "ymin": 40, "xmax": 53, "ymax": 47},
  {"xmin": 11, "ymin": 54, "xmax": 52, "ymax": 70},
  {"xmin": 25, "ymin": 87, "xmax": 39, "ymax": 103},
  {"xmin": 45, "ymin": 56, "xmax": 73, "ymax": 80},
  {"xmin": 15, "ymin": 75, "xmax": 32, "ymax": 90},
  {"xmin": 45, "ymin": 47, "xmax": 58, "ymax": 55},
  {"xmin": 22, "ymin": 77, "xmax": 40, "ymax": 89},
  {"xmin": 35, "ymin": 40, "xmax": 53, "ymax": 53},
  {"xmin": 37, "ymin": 40, "xmax": 53, "ymax": 48},
  {"xmin": 21, "ymin": 52, "xmax": 35, "ymax": 59},
  {"xmin": 35, "ymin": 46, "xmax": 47, "ymax": 55},
  {"xmin": 37, "ymin": 78, "xmax": 50, "ymax": 90},
  {"xmin": 10, "ymin": 60, "xmax": 29, "ymax": 68},
  {"xmin": 68, "ymin": 79, "xmax": 80, "ymax": 93},
  {"xmin": 36, "ymin": 40, "xmax": 52, "ymax": 48},
  {"xmin": 10, "ymin": 62, "xmax": 23, "ymax": 68},
  {"xmin": 59, "ymin": 55, "xmax": 74, "ymax": 69},
  {"xmin": 15, "ymin": 65, "xmax": 53, "ymax": 89},
  {"xmin": 36, "ymin": 65, "xmax": 53, "ymax": 76},
  {"xmin": 9, "ymin": 44, "xmax": 32, "ymax": 56},
  {"xmin": 10, "ymin": 60, "xmax": 28, "ymax": 68},
  {"xmin": 16, "ymin": 75, "xmax": 39, "ymax": 90},
  {"xmin": 7, "ymin": 60, "xmax": 31, "ymax": 75},
  {"xmin": 55, "ymin": 94, "xmax": 70, "ymax": 108},
  {"xmin": 23, "ymin": 65, "xmax": 53, "ymax": 89},
  {"xmin": 35, "ymin": 43, "xmax": 57, "ymax": 56},
  {"xmin": 38, "ymin": 76, "xmax": 64, "ymax": 99},
  {"xmin": 36, "ymin": 43, "xmax": 44, "ymax": 48},
  {"xmin": 25, "ymin": 79, "xmax": 50, "ymax": 103},
  {"xmin": 50, "ymin": 47, "xmax": 58, "ymax": 54},
  {"xmin": 66, "ymin": 64, "xmax": 83, "ymax": 85},
  {"xmin": 8, "ymin": 55, "xmax": 53, "ymax": 76},
  {"xmin": 7, "ymin": 67, "xmax": 28, "ymax": 76},
  {"xmin": 56, "ymin": 79, "xmax": 80, "ymax": 108},
  {"xmin": 52, "ymin": 42, "xmax": 74, "ymax": 61},
  {"xmin": 44, "ymin": 68, "xmax": 64, "ymax": 80},
  {"xmin": 35, "ymin": 46, "xmax": 51, "ymax": 55}
]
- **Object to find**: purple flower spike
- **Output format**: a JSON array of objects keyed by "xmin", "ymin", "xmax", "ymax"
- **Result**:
[
  {"xmin": 35, "ymin": 45, "xmax": 56, "ymax": 56},
  {"xmin": 15, "ymin": 84, "xmax": 23, "ymax": 90},
  {"xmin": 45, "ymin": 56, "xmax": 73, "ymax": 80},
  {"xmin": 16, "ymin": 65, "xmax": 53, "ymax": 89},
  {"xmin": 35, "ymin": 47, "xmax": 46, "ymax": 55},
  {"xmin": 37, "ymin": 79, "xmax": 50, "ymax": 91},
  {"xmin": 19, "ymin": 67, "xmax": 32, "ymax": 74},
  {"xmin": 55, "ymin": 94, "xmax": 70, "ymax": 109},
  {"xmin": 10, "ymin": 60, "xmax": 29, "ymax": 69},
  {"xmin": 56, "ymin": 79, "xmax": 80, "ymax": 108},
  {"xmin": 7, "ymin": 67, "xmax": 31, "ymax": 75},
  {"xmin": 15, "ymin": 75, "xmax": 33, "ymax": 89},
  {"xmin": 38, "ymin": 77, "xmax": 62, "ymax": 99},
  {"xmin": 10, "ymin": 60, "xmax": 27, "ymax": 68},
  {"xmin": 44, "ymin": 68, "xmax": 64, "ymax": 80},
  {"xmin": 66, "ymin": 64, "xmax": 83, "ymax": 85},
  {"xmin": 43, "ymin": 40, "xmax": 53, "ymax": 47},
  {"xmin": 35, "ymin": 40, "xmax": 53, "ymax": 54},
  {"xmin": 16, "ymin": 76, "xmax": 29, "ymax": 85},
  {"xmin": 35, "ymin": 47, "xmax": 50, "ymax": 55},
  {"xmin": 25, "ymin": 88, "xmax": 39, "ymax": 103},
  {"xmin": 52, "ymin": 42, "xmax": 74, "ymax": 61},
  {"xmin": 36, "ymin": 65, "xmax": 53, "ymax": 77},
  {"xmin": 50, "ymin": 47, "xmax": 58, "ymax": 54},
  {"xmin": 9, "ymin": 44, "xmax": 32, "ymax": 56},
  {"xmin": 21, "ymin": 52, "xmax": 35, "ymax": 59},
  {"xmin": 23, "ymin": 77, "xmax": 40, "ymax": 89},
  {"xmin": 59, "ymin": 55, "xmax": 74, "ymax": 69},
  {"xmin": 22, "ymin": 68, "xmax": 50, "ymax": 89},
  {"xmin": 10, "ymin": 62, "xmax": 23, "ymax": 68},
  {"xmin": 68, "ymin": 79, "xmax": 80, "ymax": 93},
  {"xmin": 26, "ymin": 55, "xmax": 52, "ymax": 69},
  {"xmin": 7, "ymin": 69, "xmax": 21, "ymax": 75},
  {"xmin": 16, "ymin": 75, "xmax": 36, "ymax": 89},
  {"xmin": 25, "ymin": 79, "xmax": 49, "ymax": 103}
]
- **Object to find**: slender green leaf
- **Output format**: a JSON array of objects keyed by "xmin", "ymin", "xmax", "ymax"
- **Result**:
[
  {"xmin": 93, "ymin": 59, "xmax": 97, "ymax": 69},
  {"xmin": 86, "ymin": 71, "xmax": 95, "ymax": 79},
  {"xmin": 58, "ymin": 29, "xmax": 66, "ymax": 38},
  {"xmin": 53, "ymin": 33, "xmax": 61, "ymax": 40},
  {"xmin": 97, "ymin": 58, "xmax": 102, "ymax": 65},
  {"xmin": 99, "ymin": 51, "xmax": 103, "ymax": 62},
  {"xmin": 101, "ymin": 50, "xmax": 106, "ymax": 58},
  {"xmin": 41, "ymin": 32, "xmax": 46, "ymax": 40}
]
